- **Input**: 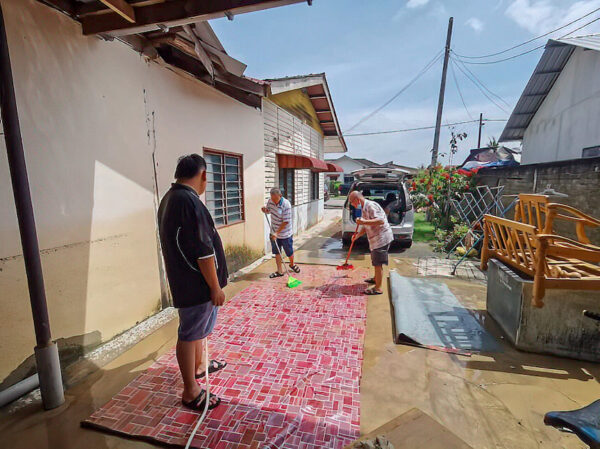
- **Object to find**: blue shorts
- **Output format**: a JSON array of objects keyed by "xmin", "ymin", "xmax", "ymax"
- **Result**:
[
  {"xmin": 177, "ymin": 301, "xmax": 218, "ymax": 342},
  {"xmin": 271, "ymin": 236, "xmax": 294, "ymax": 257}
]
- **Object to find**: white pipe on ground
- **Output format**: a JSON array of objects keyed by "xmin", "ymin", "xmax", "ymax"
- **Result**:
[{"xmin": 0, "ymin": 374, "xmax": 39, "ymax": 408}]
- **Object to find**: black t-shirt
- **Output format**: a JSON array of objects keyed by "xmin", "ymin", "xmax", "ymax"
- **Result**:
[{"xmin": 157, "ymin": 183, "xmax": 228, "ymax": 308}]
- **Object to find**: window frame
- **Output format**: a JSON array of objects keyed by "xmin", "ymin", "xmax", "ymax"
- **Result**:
[
  {"xmin": 203, "ymin": 148, "xmax": 245, "ymax": 228},
  {"xmin": 310, "ymin": 172, "xmax": 320, "ymax": 201},
  {"xmin": 279, "ymin": 168, "xmax": 295, "ymax": 206}
]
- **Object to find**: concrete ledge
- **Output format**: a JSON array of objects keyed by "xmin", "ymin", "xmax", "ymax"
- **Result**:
[{"xmin": 487, "ymin": 258, "xmax": 600, "ymax": 362}]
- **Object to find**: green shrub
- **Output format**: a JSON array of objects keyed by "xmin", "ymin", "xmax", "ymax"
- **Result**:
[{"xmin": 431, "ymin": 222, "xmax": 469, "ymax": 253}]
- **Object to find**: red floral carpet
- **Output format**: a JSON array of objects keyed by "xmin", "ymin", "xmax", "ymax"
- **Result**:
[{"xmin": 82, "ymin": 265, "xmax": 369, "ymax": 449}]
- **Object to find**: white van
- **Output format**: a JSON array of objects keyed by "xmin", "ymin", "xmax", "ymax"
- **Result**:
[{"xmin": 341, "ymin": 168, "xmax": 414, "ymax": 247}]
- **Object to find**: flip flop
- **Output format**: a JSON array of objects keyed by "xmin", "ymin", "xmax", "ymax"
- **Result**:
[
  {"xmin": 364, "ymin": 288, "xmax": 383, "ymax": 295},
  {"xmin": 196, "ymin": 360, "xmax": 227, "ymax": 379},
  {"xmin": 289, "ymin": 264, "xmax": 301, "ymax": 273},
  {"xmin": 182, "ymin": 389, "xmax": 221, "ymax": 411},
  {"xmin": 269, "ymin": 272, "xmax": 284, "ymax": 278},
  {"xmin": 364, "ymin": 277, "xmax": 376, "ymax": 284}
]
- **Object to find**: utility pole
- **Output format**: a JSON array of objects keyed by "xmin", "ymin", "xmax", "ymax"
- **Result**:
[
  {"xmin": 0, "ymin": 4, "xmax": 64, "ymax": 409},
  {"xmin": 430, "ymin": 17, "xmax": 453, "ymax": 167},
  {"xmin": 477, "ymin": 112, "xmax": 484, "ymax": 148}
]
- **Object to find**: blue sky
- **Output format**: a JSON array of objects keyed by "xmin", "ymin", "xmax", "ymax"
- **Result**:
[{"xmin": 211, "ymin": 0, "xmax": 600, "ymax": 168}]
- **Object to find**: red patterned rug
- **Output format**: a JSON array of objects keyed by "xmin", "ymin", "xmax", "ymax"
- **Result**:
[{"xmin": 82, "ymin": 265, "xmax": 369, "ymax": 449}]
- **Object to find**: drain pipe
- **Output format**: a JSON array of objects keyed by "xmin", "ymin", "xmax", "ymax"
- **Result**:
[
  {"xmin": 0, "ymin": 375, "xmax": 39, "ymax": 408},
  {"xmin": 0, "ymin": 5, "xmax": 64, "ymax": 410}
]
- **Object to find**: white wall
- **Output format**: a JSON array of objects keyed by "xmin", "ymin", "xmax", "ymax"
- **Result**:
[
  {"xmin": 522, "ymin": 47, "xmax": 600, "ymax": 164},
  {"xmin": 325, "ymin": 156, "xmax": 366, "ymax": 183},
  {"xmin": 262, "ymin": 99, "xmax": 324, "ymax": 252},
  {"xmin": 0, "ymin": 0, "xmax": 264, "ymax": 385}
]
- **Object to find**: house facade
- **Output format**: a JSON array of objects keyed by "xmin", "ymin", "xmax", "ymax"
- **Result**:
[
  {"xmin": 261, "ymin": 74, "xmax": 347, "ymax": 250},
  {"xmin": 325, "ymin": 155, "xmax": 416, "ymax": 185},
  {"xmin": 500, "ymin": 35, "xmax": 600, "ymax": 164},
  {"xmin": 0, "ymin": 0, "xmax": 310, "ymax": 387}
]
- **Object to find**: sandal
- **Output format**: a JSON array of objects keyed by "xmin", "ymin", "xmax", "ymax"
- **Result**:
[
  {"xmin": 269, "ymin": 272, "xmax": 284, "ymax": 278},
  {"xmin": 289, "ymin": 264, "xmax": 301, "ymax": 273},
  {"xmin": 364, "ymin": 277, "xmax": 375, "ymax": 284},
  {"xmin": 182, "ymin": 389, "xmax": 221, "ymax": 411},
  {"xmin": 364, "ymin": 287, "xmax": 383, "ymax": 296},
  {"xmin": 196, "ymin": 360, "xmax": 227, "ymax": 379}
]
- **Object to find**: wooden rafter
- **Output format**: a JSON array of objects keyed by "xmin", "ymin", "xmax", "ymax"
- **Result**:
[
  {"xmin": 156, "ymin": 46, "xmax": 263, "ymax": 108},
  {"xmin": 98, "ymin": 0, "xmax": 136, "ymax": 22},
  {"xmin": 81, "ymin": 0, "xmax": 305, "ymax": 36}
]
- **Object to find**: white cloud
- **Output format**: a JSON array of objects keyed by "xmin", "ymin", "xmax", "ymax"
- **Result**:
[
  {"xmin": 406, "ymin": 0, "xmax": 430, "ymax": 9},
  {"xmin": 505, "ymin": 0, "xmax": 600, "ymax": 36},
  {"xmin": 466, "ymin": 17, "xmax": 485, "ymax": 33}
]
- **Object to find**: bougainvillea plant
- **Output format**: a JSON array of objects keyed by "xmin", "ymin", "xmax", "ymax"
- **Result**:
[{"xmin": 409, "ymin": 165, "xmax": 475, "ymax": 229}]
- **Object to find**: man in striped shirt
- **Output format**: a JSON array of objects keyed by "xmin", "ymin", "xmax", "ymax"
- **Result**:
[{"xmin": 261, "ymin": 188, "xmax": 300, "ymax": 278}]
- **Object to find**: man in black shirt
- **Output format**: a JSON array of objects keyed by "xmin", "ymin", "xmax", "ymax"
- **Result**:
[{"xmin": 158, "ymin": 154, "xmax": 228, "ymax": 411}]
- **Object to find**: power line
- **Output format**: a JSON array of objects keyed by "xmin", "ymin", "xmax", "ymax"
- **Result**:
[
  {"xmin": 449, "ymin": 58, "xmax": 473, "ymax": 120},
  {"xmin": 451, "ymin": 55, "xmax": 510, "ymax": 114},
  {"xmin": 345, "ymin": 49, "xmax": 443, "ymax": 133},
  {"xmin": 344, "ymin": 118, "xmax": 507, "ymax": 137},
  {"xmin": 454, "ymin": 6, "xmax": 600, "ymax": 59},
  {"xmin": 452, "ymin": 54, "xmax": 511, "ymax": 109},
  {"xmin": 455, "ymin": 15, "xmax": 600, "ymax": 65}
]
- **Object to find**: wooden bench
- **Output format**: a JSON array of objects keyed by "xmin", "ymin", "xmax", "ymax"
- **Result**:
[
  {"xmin": 514, "ymin": 193, "xmax": 600, "ymax": 244},
  {"xmin": 480, "ymin": 214, "xmax": 600, "ymax": 307}
]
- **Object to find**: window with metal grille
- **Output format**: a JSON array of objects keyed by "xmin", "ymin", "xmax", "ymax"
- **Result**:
[
  {"xmin": 279, "ymin": 168, "xmax": 295, "ymax": 205},
  {"xmin": 204, "ymin": 150, "xmax": 244, "ymax": 226},
  {"xmin": 310, "ymin": 172, "xmax": 319, "ymax": 201}
]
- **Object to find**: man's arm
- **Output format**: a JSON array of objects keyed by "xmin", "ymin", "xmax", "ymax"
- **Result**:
[
  {"xmin": 356, "ymin": 217, "xmax": 384, "ymax": 226},
  {"xmin": 197, "ymin": 257, "xmax": 225, "ymax": 306}
]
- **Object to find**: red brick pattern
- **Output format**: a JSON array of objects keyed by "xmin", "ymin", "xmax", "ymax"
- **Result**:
[{"xmin": 83, "ymin": 266, "xmax": 368, "ymax": 448}]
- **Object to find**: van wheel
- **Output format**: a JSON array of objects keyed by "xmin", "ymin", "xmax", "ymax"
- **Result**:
[{"xmin": 342, "ymin": 234, "xmax": 352, "ymax": 246}]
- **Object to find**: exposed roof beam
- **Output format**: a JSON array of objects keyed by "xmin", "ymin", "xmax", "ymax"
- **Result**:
[
  {"xmin": 75, "ymin": 0, "xmax": 148, "ymax": 16},
  {"xmin": 314, "ymin": 109, "xmax": 331, "ymax": 114},
  {"xmin": 157, "ymin": 46, "xmax": 263, "ymax": 107},
  {"xmin": 320, "ymin": 120, "xmax": 334, "ymax": 124},
  {"xmin": 97, "ymin": 0, "xmax": 136, "ymax": 22},
  {"xmin": 308, "ymin": 95, "xmax": 326, "ymax": 99},
  {"xmin": 81, "ymin": 0, "xmax": 305, "ymax": 36},
  {"xmin": 150, "ymin": 35, "xmax": 264, "ymax": 96}
]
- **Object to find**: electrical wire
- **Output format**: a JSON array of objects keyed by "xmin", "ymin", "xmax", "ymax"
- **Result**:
[
  {"xmin": 454, "ymin": 6, "xmax": 600, "ymax": 59},
  {"xmin": 344, "ymin": 118, "xmax": 507, "ymax": 137},
  {"xmin": 451, "ymin": 54, "xmax": 511, "ymax": 109},
  {"xmin": 455, "ymin": 15, "xmax": 600, "ymax": 65},
  {"xmin": 449, "ymin": 59, "xmax": 473, "ymax": 120},
  {"xmin": 344, "ymin": 49, "xmax": 443, "ymax": 133},
  {"xmin": 450, "ymin": 55, "xmax": 510, "ymax": 114}
]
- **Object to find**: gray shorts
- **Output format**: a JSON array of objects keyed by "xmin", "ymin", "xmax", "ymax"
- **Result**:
[
  {"xmin": 177, "ymin": 301, "xmax": 218, "ymax": 342},
  {"xmin": 371, "ymin": 244, "xmax": 390, "ymax": 267}
]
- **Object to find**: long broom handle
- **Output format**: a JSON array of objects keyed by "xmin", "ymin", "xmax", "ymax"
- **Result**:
[
  {"xmin": 264, "ymin": 212, "xmax": 291, "ymax": 277},
  {"xmin": 343, "ymin": 222, "xmax": 361, "ymax": 265}
]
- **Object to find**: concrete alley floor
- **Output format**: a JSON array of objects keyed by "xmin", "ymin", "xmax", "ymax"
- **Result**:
[{"xmin": 1, "ymin": 215, "xmax": 600, "ymax": 448}]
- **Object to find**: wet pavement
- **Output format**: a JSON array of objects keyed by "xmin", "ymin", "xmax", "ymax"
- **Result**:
[{"xmin": 1, "ymin": 217, "xmax": 599, "ymax": 448}]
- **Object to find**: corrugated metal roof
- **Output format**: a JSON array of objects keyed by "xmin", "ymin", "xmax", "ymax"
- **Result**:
[{"xmin": 499, "ymin": 34, "xmax": 600, "ymax": 142}]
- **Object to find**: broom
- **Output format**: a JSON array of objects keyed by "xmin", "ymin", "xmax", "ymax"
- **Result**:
[
  {"xmin": 337, "ymin": 222, "xmax": 360, "ymax": 270},
  {"xmin": 264, "ymin": 213, "xmax": 302, "ymax": 288}
]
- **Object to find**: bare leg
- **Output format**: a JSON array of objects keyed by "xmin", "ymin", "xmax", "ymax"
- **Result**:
[
  {"xmin": 176, "ymin": 339, "xmax": 201, "ymax": 403},
  {"xmin": 289, "ymin": 254, "xmax": 295, "ymax": 266},
  {"xmin": 275, "ymin": 254, "xmax": 283, "ymax": 273},
  {"xmin": 195, "ymin": 339, "xmax": 206, "ymax": 376},
  {"xmin": 374, "ymin": 265, "xmax": 384, "ymax": 292}
]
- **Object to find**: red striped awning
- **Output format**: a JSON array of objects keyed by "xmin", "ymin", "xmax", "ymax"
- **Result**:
[
  {"xmin": 326, "ymin": 162, "xmax": 343, "ymax": 173},
  {"xmin": 277, "ymin": 153, "xmax": 329, "ymax": 172}
]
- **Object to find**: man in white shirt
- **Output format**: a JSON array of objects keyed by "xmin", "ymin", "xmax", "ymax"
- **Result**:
[
  {"xmin": 261, "ymin": 188, "xmax": 301, "ymax": 278},
  {"xmin": 349, "ymin": 191, "xmax": 393, "ymax": 295}
]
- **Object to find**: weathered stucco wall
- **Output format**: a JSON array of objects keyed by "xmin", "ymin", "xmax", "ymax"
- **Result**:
[
  {"xmin": 0, "ymin": 0, "xmax": 264, "ymax": 386},
  {"xmin": 475, "ymin": 157, "xmax": 600, "ymax": 245},
  {"xmin": 522, "ymin": 47, "xmax": 600, "ymax": 164}
]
